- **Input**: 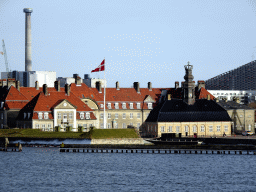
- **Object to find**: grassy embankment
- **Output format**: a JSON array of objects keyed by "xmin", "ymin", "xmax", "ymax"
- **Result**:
[{"xmin": 0, "ymin": 129, "xmax": 140, "ymax": 139}]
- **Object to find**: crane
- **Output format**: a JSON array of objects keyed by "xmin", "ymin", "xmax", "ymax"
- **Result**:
[{"xmin": 1, "ymin": 39, "xmax": 11, "ymax": 78}]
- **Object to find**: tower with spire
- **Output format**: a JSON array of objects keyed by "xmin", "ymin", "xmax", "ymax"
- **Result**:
[{"xmin": 182, "ymin": 61, "xmax": 195, "ymax": 105}]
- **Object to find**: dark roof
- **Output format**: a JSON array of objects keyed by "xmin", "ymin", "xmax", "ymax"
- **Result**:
[
  {"xmin": 146, "ymin": 98, "xmax": 232, "ymax": 122},
  {"xmin": 217, "ymin": 100, "xmax": 254, "ymax": 110}
]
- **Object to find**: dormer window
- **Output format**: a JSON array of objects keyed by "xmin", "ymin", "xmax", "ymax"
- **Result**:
[
  {"xmin": 107, "ymin": 103, "xmax": 111, "ymax": 109},
  {"xmin": 100, "ymin": 104, "xmax": 104, "ymax": 109},
  {"xmin": 148, "ymin": 103, "xmax": 152, "ymax": 109},
  {"xmin": 115, "ymin": 103, "xmax": 119, "ymax": 109},
  {"xmin": 137, "ymin": 103, "xmax": 141, "ymax": 109},
  {"xmin": 130, "ymin": 103, "xmax": 133, "ymax": 109},
  {"xmin": 28, "ymin": 113, "xmax": 31, "ymax": 119},
  {"xmin": 80, "ymin": 112, "xmax": 84, "ymax": 119},
  {"xmin": 44, "ymin": 112, "xmax": 48, "ymax": 119},
  {"xmin": 38, "ymin": 112, "xmax": 43, "ymax": 119},
  {"xmin": 24, "ymin": 113, "xmax": 26, "ymax": 119},
  {"xmin": 122, "ymin": 103, "xmax": 126, "ymax": 109},
  {"xmin": 86, "ymin": 112, "xmax": 90, "ymax": 119}
]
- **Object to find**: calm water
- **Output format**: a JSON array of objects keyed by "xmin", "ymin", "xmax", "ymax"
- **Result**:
[{"xmin": 0, "ymin": 147, "xmax": 256, "ymax": 192}]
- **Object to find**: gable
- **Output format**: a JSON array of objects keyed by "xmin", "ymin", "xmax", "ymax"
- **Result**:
[
  {"xmin": 54, "ymin": 99, "xmax": 77, "ymax": 109},
  {"xmin": 144, "ymin": 95, "xmax": 155, "ymax": 103}
]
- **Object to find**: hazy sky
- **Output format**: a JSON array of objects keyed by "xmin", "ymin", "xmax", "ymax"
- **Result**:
[{"xmin": 0, "ymin": 0, "xmax": 256, "ymax": 88}]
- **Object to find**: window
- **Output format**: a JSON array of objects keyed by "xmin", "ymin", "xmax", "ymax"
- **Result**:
[
  {"xmin": 248, "ymin": 124, "xmax": 251, "ymax": 131},
  {"xmin": 42, "ymin": 124, "xmax": 46, "ymax": 131},
  {"xmin": 130, "ymin": 103, "xmax": 133, "ymax": 109},
  {"xmin": 108, "ymin": 113, "xmax": 111, "ymax": 119},
  {"xmin": 193, "ymin": 125, "xmax": 197, "ymax": 132},
  {"xmin": 0, "ymin": 102, "xmax": 3, "ymax": 108},
  {"xmin": 48, "ymin": 124, "xmax": 51, "ymax": 130},
  {"xmin": 176, "ymin": 126, "xmax": 180, "ymax": 133},
  {"xmin": 137, "ymin": 123, "xmax": 140, "ymax": 129},
  {"xmin": 100, "ymin": 123, "xmax": 104, "ymax": 128},
  {"xmin": 100, "ymin": 113, "xmax": 104, "ymax": 119},
  {"xmin": 86, "ymin": 112, "xmax": 90, "ymax": 119},
  {"xmin": 122, "ymin": 113, "xmax": 126, "ymax": 119},
  {"xmin": 137, "ymin": 103, "xmax": 141, "ymax": 109},
  {"xmin": 122, "ymin": 123, "xmax": 126, "ymax": 128},
  {"xmin": 185, "ymin": 126, "xmax": 189, "ymax": 132},
  {"xmin": 38, "ymin": 112, "xmax": 43, "ymax": 120},
  {"xmin": 1, "ymin": 124, "xmax": 3, "ymax": 128},
  {"xmin": 44, "ymin": 112, "xmax": 48, "ymax": 119},
  {"xmin": 161, "ymin": 126, "xmax": 165, "ymax": 132},
  {"xmin": 224, "ymin": 125, "xmax": 229, "ymax": 132},
  {"xmin": 115, "ymin": 103, "xmax": 119, "ymax": 109},
  {"xmin": 0, "ymin": 113, "xmax": 3, "ymax": 120},
  {"xmin": 122, "ymin": 103, "xmax": 126, "ymax": 109},
  {"xmin": 107, "ymin": 103, "xmax": 111, "ymax": 109},
  {"xmin": 168, "ymin": 126, "xmax": 172, "ymax": 132},
  {"xmin": 24, "ymin": 113, "xmax": 26, "ymax": 119},
  {"xmin": 200, "ymin": 125, "xmax": 205, "ymax": 132},
  {"xmin": 148, "ymin": 103, "xmax": 152, "ymax": 109},
  {"xmin": 107, "ymin": 123, "xmax": 111, "ymax": 129},
  {"xmin": 83, "ymin": 124, "xmax": 87, "ymax": 129},
  {"xmin": 58, "ymin": 113, "xmax": 61, "ymax": 119},
  {"xmin": 80, "ymin": 112, "xmax": 84, "ymax": 119},
  {"xmin": 209, "ymin": 126, "xmax": 213, "ymax": 132},
  {"xmin": 100, "ymin": 104, "xmax": 104, "ymax": 108},
  {"xmin": 130, "ymin": 113, "xmax": 133, "ymax": 119},
  {"xmin": 217, "ymin": 125, "xmax": 221, "ymax": 132},
  {"xmin": 35, "ymin": 124, "xmax": 39, "ymax": 129},
  {"xmin": 115, "ymin": 113, "xmax": 118, "ymax": 119},
  {"xmin": 137, "ymin": 113, "xmax": 141, "ymax": 119},
  {"xmin": 115, "ymin": 123, "xmax": 118, "ymax": 129},
  {"xmin": 69, "ymin": 113, "xmax": 73, "ymax": 119},
  {"xmin": 28, "ymin": 113, "xmax": 30, "ymax": 119},
  {"xmin": 78, "ymin": 124, "xmax": 82, "ymax": 127},
  {"xmin": 130, "ymin": 122, "xmax": 133, "ymax": 126}
]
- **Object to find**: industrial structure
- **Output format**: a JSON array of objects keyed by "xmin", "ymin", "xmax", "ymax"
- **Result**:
[{"xmin": 205, "ymin": 60, "xmax": 256, "ymax": 90}]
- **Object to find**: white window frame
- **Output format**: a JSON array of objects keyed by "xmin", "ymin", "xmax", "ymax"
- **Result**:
[
  {"xmin": 168, "ymin": 126, "xmax": 172, "ymax": 132},
  {"xmin": 137, "ymin": 123, "xmax": 140, "ymax": 129},
  {"xmin": 200, "ymin": 125, "xmax": 205, "ymax": 132},
  {"xmin": 100, "ymin": 113, "xmax": 103, "ymax": 119},
  {"xmin": 35, "ymin": 124, "xmax": 39, "ymax": 129},
  {"xmin": 38, "ymin": 112, "xmax": 43, "ymax": 120},
  {"xmin": 193, "ymin": 125, "xmax": 197, "ymax": 133},
  {"xmin": 209, "ymin": 125, "xmax": 213, "ymax": 132},
  {"xmin": 148, "ymin": 103, "xmax": 152, "ymax": 109},
  {"xmin": 100, "ymin": 123, "xmax": 104, "ymax": 128},
  {"xmin": 108, "ymin": 113, "xmax": 111, "ymax": 119},
  {"xmin": 161, "ymin": 126, "xmax": 165, "ymax": 132},
  {"xmin": 69, "ymin": 113, "xmax": 73, "ymax": 119},
  {"xmin": 100, "ymin": 104, "xmax": 104, "ymax": 109},
  {"xmin": 122, "ymin": 103, "xmax": 126, "ymax": 109},
  {"xmin": 137, "ymin": 113, "xmax": 141, "ymax": 119},
  {"xmin": 130, "ymin": 103, "xmax": 133, "ymax": 109},
  {"xmin": 224, "ymin": 125, "xmax": 229, "ymax": 132},
  {"xmin": 44, "ymin": 112, "xmax": 48, "ymax": 119},
  {"xmin": 217, "ymin": 125, "xmax": 221, "ymax": 132},
  {"xmin": 122, "ymin": 113, "xmax": 126, "ymax": 119},
  {"xmin": 115, "ymin": 103, "xmax": 119, "ymax": 109},
  {"xmin": 122, "ymin": 123, "xmax": 126, "ymax": 128},
  {"xmin": 42, "ymin": 124, "xmax": 46, "ymax": 131},
  {"xmin": 115, "ymin": 113, "xmax": 118, "ymax": 119},
  {"xmin": 176, "ymin": 126, "xmax": 180, "ymax": 133},
  {"xmin": 80, "ymin": 112, "xmax": 84, "ymax": 119},
  {"xmin": 107, "ymin": 123, "xmax": 111, "ymax": 129},
  {"xmin": 86, "ymin": 112, "xmax": 90, "ymax": 119},
  {"xmin": 130, "ymin": 113, "xmax": 133, "ymax": 119},
  {"xmin": 107, "ymin": 103, "xmax": 111, "ymax": 109},
  {"xmin": 185, "ymin": 126, "xmax": 189, "ymax": 132},
  {"xmin": 137, "ymin": 103, "xmax": 141, "ymax": 109},
  {"xmin": 114, "ymin": 123, "xmax": 118, "ymax": 129},
  {"xmin": 58, "ymin": 113, "xmax": 61, "ymax": 119}
]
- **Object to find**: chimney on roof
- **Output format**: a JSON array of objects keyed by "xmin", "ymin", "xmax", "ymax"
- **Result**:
[
  {"xmin": 148, "ymin": 82, "xmax": 152, "ymax": 91},
  {"xmin": 207, "ymin": 94, "xmax": 210, "ymax": 100},
  {"xmin": 75, "ymin": 76, "xmax": 81, "ymax": 85},
  {"xmin": 43, "ymin": 84, "xmax": 48, "ymax": 96},
  {"xmin": 35, "ymin": 81, "xmax": 39, "ymax": 90},
  {"xmin": 65, "ymin": 84, "xmax": 70, "ymax": 96},
  {"xmin": 54, "ymin": 80, "xmax": 60, "ymax": 91},
  {"xmin": 168, "ymin": 94, "xmax": 172, "ymax": 100},
  {"xmin": 133, "ymin": 82, "xmax": 140, "ymax": 93},
  {"xmin": 16, "ymin": 80, "xmax": 20, "ymax": 91},
  {"xmin": 96, "ymin": 81, "xmax": 102, "ymax": 93},
  {"xmin": 7, "ymin": 79, "xmax": 15, "ymax": 88},
  {"xmin": 181, "ymin": 81, "xmax": 185, "ymax": 88},
  {"xmin": 175, "ymin": 81, "xmax": 179, "ymax": 89},
  {"xmin": 198, "ymin": 80, "xmax": 205, "ymax": 89},
  {"xmin": 116, "ymin": 81, "xmax": 120, "ymax": 90}
]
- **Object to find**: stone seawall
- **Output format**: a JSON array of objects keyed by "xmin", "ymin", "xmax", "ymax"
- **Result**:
[{"xmin": 91, "ymin": 138, "xmax": 144, "ymax": 145}]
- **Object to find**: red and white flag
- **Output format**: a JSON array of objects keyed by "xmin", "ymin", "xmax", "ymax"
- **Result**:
[{"xmin": 91, "ymin": 59, "xmax": 105, "ymax": 73}]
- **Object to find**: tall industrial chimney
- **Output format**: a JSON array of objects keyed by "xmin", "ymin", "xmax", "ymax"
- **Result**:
[{"xmin": 23, "ymin": 8, "xmax": 33, "ymax": 72}]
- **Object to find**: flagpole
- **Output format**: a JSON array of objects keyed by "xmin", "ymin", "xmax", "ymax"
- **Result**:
[{"xmin": 103, "ymin": 57, "xmax": 106, "ymax": 129}]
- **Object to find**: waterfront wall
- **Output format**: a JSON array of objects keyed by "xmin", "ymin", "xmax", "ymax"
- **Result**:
[{"xmin": 91, "ymin": 138, "xmax": 144, "ymax": 145}]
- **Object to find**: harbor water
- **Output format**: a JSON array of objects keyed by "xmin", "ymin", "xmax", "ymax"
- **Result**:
[{"xmin": 1, "ymin": 147, "xmax": 256, "ymax": 192}]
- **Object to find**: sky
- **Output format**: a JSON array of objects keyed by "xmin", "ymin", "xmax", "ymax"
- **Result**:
[{"xmin": 0, "ymin": 0, "xmax": 256, "ymax": 88}]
